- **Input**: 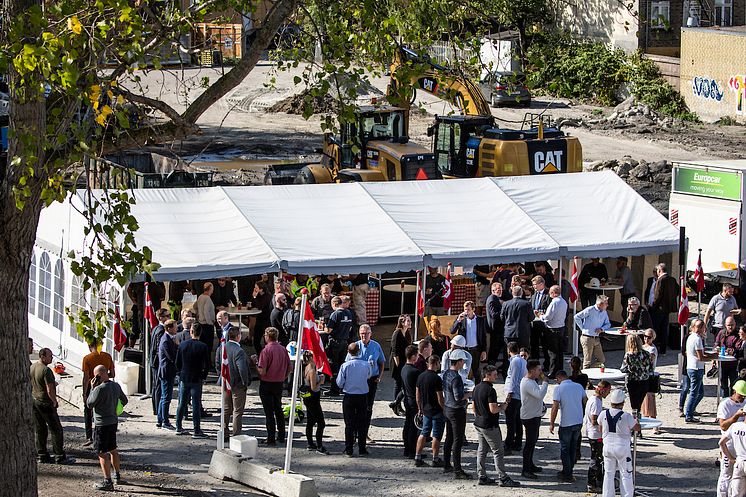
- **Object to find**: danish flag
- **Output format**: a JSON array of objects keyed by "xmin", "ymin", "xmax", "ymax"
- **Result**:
[
  {"xmin": 302, "ymin": 300, "xmax": 332, "ymax": 376},
  {"xmin": 220, "ymin": 338, "xmax": 231, "ymax": 392},
  {"xmin": 678, "ymin": 276, "xmax": 690, "ymax": 326},
  {"xmin": 693, "ymin": 252, "xmax": 705, "ymax": 294},
  {"xmin": 443, "ymin": 264, "xmax": 453, "ymax": 313},
  {"xmin": 113, "ymin": 304, "xmax": 127, "ymax": 352},
  {"xmin": 569, "ymin": 258, "xmax": 579, "ymax": 304},
  {"xmin": 143, "ymin": 282, "xmax": 158, "ymax": 328}
]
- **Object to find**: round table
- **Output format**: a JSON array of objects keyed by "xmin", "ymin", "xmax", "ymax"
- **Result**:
[
  {"xmin": 227, "ymin": 307, "xmax": 262, "ymax": 340},
  {"xmin": 582, "ymin": 367, "xmax": 626, "ymax": 381},
  {"xmin": 604, "ymin": 327, "xmax": 645, "ymax": 337},
  {"xmin": 583, "ymin": 283, "xmax": 623, "ymax": 294},
  {"xmin": 633, "ymin": 417, "xmax": 663, "ymax": 485},
  {"xmin": 715, "ymin": 354, "xmax": 738, "ymax": 407},
  {"xmin": 383, "ymin": 283, "xmax": 418, "ymax": 315}
]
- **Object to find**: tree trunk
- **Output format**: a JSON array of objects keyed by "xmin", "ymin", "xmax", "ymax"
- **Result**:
[{"xmin": 0, "ymin": 0, "xmax": 49, "ymax": 493}]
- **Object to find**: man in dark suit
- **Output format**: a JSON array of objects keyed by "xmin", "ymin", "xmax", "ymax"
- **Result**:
[
  {"xmin": 501, "ymin": 286, "xmax": 533, "ymax": 350},
  {"xmin": 485, "ymin": 282, "xmax": 507, "ymax": 374},
  {"xmin": 450, "ymin": 300, "xmax": 487, "ymax": 384},
  {"xmin": 529, "ymin": 276, "xmax": 551, "ymax": 361},
  {"xmin": 149, "ymin": 308, "xmax": 171, "ymax": 415},
  {"xmin": 175, "ymin": 323, "xmax": 210, "ymax": 437},
  {"xmin": 157, "ymin": 319, "xmax": 178, "ymax": 430},
  {"xmin": 649, "ymin": 263, "xmax": 679, "ymax": 354},
  {"xmin": 643, "ymin": 268, "xmax": 658, "ymax": 310}
]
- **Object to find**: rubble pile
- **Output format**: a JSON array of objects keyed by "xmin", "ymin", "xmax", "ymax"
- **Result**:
[
  {"xmin": 267, "ymin": 90, "xmax": 339, "ymax": 114},
  {"xmin": 559, "ymin": 96, "xmax": 675, "ymax": 133},
  {"xmin": 585, "ymin": 156, "xmax": 672, "ymax": 214}
]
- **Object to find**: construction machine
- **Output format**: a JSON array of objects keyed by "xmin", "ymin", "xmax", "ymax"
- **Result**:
[
  {"xmin": 266, "ymin": 104, "xmax": 440, "ymax": 184},
  {"xmin": 388, "ymin": 47, "xmax": 583, "ymax": 178}
]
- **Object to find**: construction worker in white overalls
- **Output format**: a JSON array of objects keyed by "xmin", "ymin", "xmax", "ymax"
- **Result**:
[
  {"xmin": 720, "ymin": 418, "xmax": 746, "ymax": 497},
  {"xmin": 599, "ymin": 389, "xmax": 641, "ymax": 497}
]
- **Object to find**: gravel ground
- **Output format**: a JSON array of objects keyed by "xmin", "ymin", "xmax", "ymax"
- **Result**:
[{"xmin": 42, "ymin": 342, "xmax": 720, "ymax": 497}]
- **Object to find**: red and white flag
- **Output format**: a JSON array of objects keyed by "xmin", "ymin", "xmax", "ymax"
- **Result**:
[
  {"xmin": 569, "ymin": 258, "xmax": 579, "ymax": 304},
  {"xmin": 693, "ymin": 252, "xmax": 705, "ymax": 294},
  {"xmin": 416, "ymin": 272, "xmax": 425, "ymax": 317},
  {"xmin": 220, "ymin": 338, "xmax": 232, "ymax": 392},
  {"xmin": 443, "ymin": 264, "xmax": 453, "ymax": 313},
  {"xmin": 113, "ymin": 304, "xmax": 127, "ymax": 352},
  {"xmin": 678, "ymin": 276, "xmax": 690, "ymax": 325},
  {"xmin": 143, "ymin": 282, "xmax": 158, "ymax": 328},
  {"xmin": 302, "ymin": 301, "xmax": 332, "ymax": 376}
]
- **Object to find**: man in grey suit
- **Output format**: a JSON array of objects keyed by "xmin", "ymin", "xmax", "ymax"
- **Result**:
[
  {"xmin": 529, "ymin": 276, "xmax": 551, "ymax": 362},
  {"xmin": 501, "ymin": 286, "xmax": 533, "ymax": 350},
  {"xmin": 215, "ymin": 326, "xmax": 251, "ymax": 442}
]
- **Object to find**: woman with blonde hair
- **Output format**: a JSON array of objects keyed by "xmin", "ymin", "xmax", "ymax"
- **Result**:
[
  {"xmin": 640, "ymin": 328, "xmax": 661, "ymax": 433},
  {"xmin": 620, "ymin": 334, "xmax": 654, "ymax": 412},
  {"xmin": 428, "ymin": 316, "xmax": 450, "ymax": 358}
]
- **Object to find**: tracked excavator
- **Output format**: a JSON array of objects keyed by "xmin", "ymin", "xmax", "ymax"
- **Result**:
[{"xmin": 388, "ymin": 46, "xmax": 583, "ymax": 178}]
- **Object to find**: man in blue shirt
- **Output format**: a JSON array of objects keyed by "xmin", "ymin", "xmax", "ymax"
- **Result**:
[
  {"xmin": 337, "ymin": 342, "xmax": 372, "ymax": 456},
  {"xmin": 348, "ymin": 324, "xmax": 386, "ymax": 446},
  {"xmin": 574, "ymin": 295, "xmax": 611, "ymax": 369}
]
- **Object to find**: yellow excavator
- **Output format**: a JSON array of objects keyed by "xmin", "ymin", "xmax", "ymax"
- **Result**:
[{"xmin": 388, "ymin": 46, "xmax": 584, "ymax": 178}]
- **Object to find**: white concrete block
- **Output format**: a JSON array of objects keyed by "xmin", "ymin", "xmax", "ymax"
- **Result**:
[
  {"xmin": 209, "ymin": 449, "xmax": 317, "ymax": 497},
  {"xmin": 229, "ymin": 435, "xmax": 257, "ymax": 458}
]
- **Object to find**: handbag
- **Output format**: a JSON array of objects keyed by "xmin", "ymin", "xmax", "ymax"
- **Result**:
[{"xmin": 647, "ymin": 372, "xmax": 661, "ymax": 394}]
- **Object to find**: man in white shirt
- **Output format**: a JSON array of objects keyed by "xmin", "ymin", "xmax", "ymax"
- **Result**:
[
  {"xmin": 519, "ymin": 360, "xmax": 549, "ymax": 479},
  {"xmin": 537, "ymin": 285, "xmax": 568, "ymax": 378},
  {"xmin": 450, "ymin": 301, "xmax": 487, "ymax": 385},
  {"xmin": 717, "ymin": 380, "xmax": 746, "ymax": 497},
  {"xmin": 599, "ymin": 389, "xmax": 640, "ymax": 497},
  {"xmin": 583, "ymin": 380, "xmax": 611, "ymax": 493},
  {"xmin": 550, "ymin": 370, "xmax": 587, "ymax": 483},
  {"xmin": 684, "ymin": 320, "xmax": 718, "ymax": 423},
  {"xmin": 720, "ymin": 419, "xmax": 746, "ymax": 497},
  {"xmin": 504, "ymin": 342, "xmax": 527, "ymax": 453}
]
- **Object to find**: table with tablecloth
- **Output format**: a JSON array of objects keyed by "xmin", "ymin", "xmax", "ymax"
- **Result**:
[
  {"xmin": 452, "ymin": 283, "xmax": 476, "ymax": 310},
  {"xmin": 365, "ymin": 288, "xmax": 380, "ymax": 326}
]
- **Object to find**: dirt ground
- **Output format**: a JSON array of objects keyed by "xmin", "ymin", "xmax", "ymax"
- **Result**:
[
  {"xmin": 122, "ymin": 64, "xmax": 745, "ymax": 169},
  {"xmin": 42, "ymin": 331, "xmax": 720, "ymax": 497}
]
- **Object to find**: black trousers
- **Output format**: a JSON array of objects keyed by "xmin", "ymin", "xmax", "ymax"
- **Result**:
[
  {"xmin": 467, "ymin": 348, "xmax": 482, "ymax": 384},
  {"xmin": 546, "ymin": 326, "xmax": 566, "ymax": 376},
  {"xmin": 521, "ymin": 416, "xmax": 541, "ymax": 472},
  {"xmin": 443, "ymin": 407, "xmax": 467, "ymax": 470},
  {"xmin": 504, "ymin": 398, "xmax": 523, "ymax": 449},
  {"xmin": 150, "ymin": 367, "xmax": 162, "ymax": 415},
  {"xmin": 530, "ymin": 321, "xmax": 545, "ymax": 360},
  {"xmin": 33, "ymin": 401, "xmax": 65, "ymax": 459},
  {"xmin": 649, "ymin": 309, "xmax": 669, "ymax": 354},
  {"xmin": 327, "ymin": 340, "xmax": 346, "ymax": 394},
  {"xmin": 588, "ymin": 438, "xmax": 604, "ymax": 488},
  {"xmin": 627, "ymin": 378, "xmax": 649, "ymax": 411},
  {"xmin": 366, "ymin": 378, "xmax": 378, "ymax": 429},
  {"xmin": 253, "ymin": 318, "xmax": 268, "ymax": 355},
  {"xmin": 403, "ymin": 402, "xmax": 419, "ymax": 456},
  {"xmin": 392, "ymin": 363, "xmax": 404, "ymax": 399},
  {"xmin": 342, "ymin": 393, "xmax": 368, "ymax": 453},
  {"xmin": 199, "ymin": 324, "xmax": 215, "ymax": 367},
  {"xmin": 303, "ymin": 391, "xmax": 325, "ymax": 447},
  {"xmin": 489, "ymin": 333, "xmax": 507, "ymax": 370},
  {"xmin": 259, "ymin": 381, "xmax": 285, "ymax": 441},
  {"xmin": 83, "ymin": 390, "xmax": 93, "ymax": 440}
]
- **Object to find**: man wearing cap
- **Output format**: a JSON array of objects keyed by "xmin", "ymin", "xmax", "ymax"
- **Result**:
[
  {"xmin": 614, "ymin": 257, "xmax": 637, "ymax": 320},
  {"xmin": 442, "ymin": 348, "xmax": 471, "ymax": 479},
  {"xmin": 574, "ymin": 295, "xmax": 611, "ymax": 369},
  {"xmin": 441, "ymin": 335, "xmax": 472, "ymax": 383},
  {"xmin": 717, "ymin": 379, "xmax": 746, "ymax": 497},
  {"xmin": 599, "ymin": 389, "xmax": 640, "ymax": 497},
  {"xmin": 550, "ymin": 370, "xmax": 588, "ymax": 483},
  {"xmin": 451, "ymin": 301, "xmax": 487, "ymax": 385}
]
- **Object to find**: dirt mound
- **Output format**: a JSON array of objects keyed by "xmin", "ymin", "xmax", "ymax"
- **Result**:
[{"xmin": 267, "ymin": 90, "xmax": 339, "ymax": 114}]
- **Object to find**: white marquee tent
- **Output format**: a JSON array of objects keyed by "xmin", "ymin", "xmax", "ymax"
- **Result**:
[{"xmin": 35, "ymin": 171, "xmax": 680, "ymax": 280}]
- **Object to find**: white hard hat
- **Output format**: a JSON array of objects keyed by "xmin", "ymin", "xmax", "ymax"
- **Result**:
[
  {"xmin": 451, "ymin": 335, "xmax": 466, "ymax": 348},
  {"xmin": 589, "ymin": 278, "xmax": 601, "ymax": 288},
  {"xmin": 450, "ymin": 349, "xmax": 469, "ymax": 362},
  {"xmin": 609, "ymin": 388, "xmax": 626, "ymax": 404}
]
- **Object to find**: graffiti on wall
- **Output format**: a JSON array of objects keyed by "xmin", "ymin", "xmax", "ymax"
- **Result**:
[
  {"xmin": 730, "ymin": 75, "xmax": 745, "ymax": 115},
  {"xmin": 692, "ymin": 76, "xmax": 725, "ymax": 101}
]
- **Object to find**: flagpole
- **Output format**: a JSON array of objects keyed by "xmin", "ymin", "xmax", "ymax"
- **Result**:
[
  {"xmin": 447, "ymin": 263, "xmax": 453, "ymax": 316},
  {"xmin": 142, "ymin": 282, "xmax": 152, "ymax": 401},
  {"xmin": 219, "ymin": 342, "xmax": 226, "ymax": 450},
  {"xmin": 697, "ymin": 248, "xmax": 703, "ymax": 319},
  {"xmin": 414, "ymin": 272, "xmax": 420, "ymax": 342},
  {"xmin": 284, "ymin": 291, "xmax": 308, "ymax": 474},
  {"xmin": 421, "ymin": 267, "xmax": 427, "ymax": 338},
  {"xmin": 572, "ymin": 257, "xmax": 579, "ymax": 358}
]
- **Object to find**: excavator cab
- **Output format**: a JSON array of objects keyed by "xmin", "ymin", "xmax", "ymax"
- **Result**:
[{"xmin": 429, "ymin": 115, "xmax": 495, "ymax": 178}]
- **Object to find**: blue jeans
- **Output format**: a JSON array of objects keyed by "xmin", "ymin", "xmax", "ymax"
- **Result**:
[
  {"xmin": 157, "ymin": 376, "xmax": 175, "ymax": 426},
  {"xmin": 176, "ymin": 381, "xmax": 203, "ymax": 432},
  {"xmin": 685, "ymin": 368, "xmax": 705, "ymax": 419},
  {"xmin": 679, "ymin": 371, "xmax": 690, "ymax": 410},
  {"xmin": 558, "ymin": 424, "xmax": 582, "ymax": 478}
]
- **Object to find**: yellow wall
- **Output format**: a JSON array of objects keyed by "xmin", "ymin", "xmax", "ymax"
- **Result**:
[{"xmin": 680, "ymin": 27, "xmax": 746, "ymax": 123}]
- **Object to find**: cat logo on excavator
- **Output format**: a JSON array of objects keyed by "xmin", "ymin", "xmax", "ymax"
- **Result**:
[{"xmin": 533, "ymin": 150, "xmax": 564, "ymax": 173}]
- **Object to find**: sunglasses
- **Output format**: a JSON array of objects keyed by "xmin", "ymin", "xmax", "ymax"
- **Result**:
[{"xmin": 644, "ymin": 335, "xmax": 654, "ymax": 339}]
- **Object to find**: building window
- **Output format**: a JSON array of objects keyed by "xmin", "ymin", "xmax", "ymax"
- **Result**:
[
  {"xmin": 70, "ymin": 275, "xmax": 84, "ymax": 341},
  {"xmin": 38, "ymin": 253, "xmax": 52, "ymax": 323},
  {"xmin": 651, "ymin": 0, "xmax": 671, "ymax": 29},
  {"xmin": 53, "ymin": 260, "xmax": 65, "ymax": 331},
  {"xmin": 715, "ymin": 0, "xmax": 733, "ymax": 26},
  {"xmin": 29, "ymin": 252, "xmax": 37, "ymax": 316}
]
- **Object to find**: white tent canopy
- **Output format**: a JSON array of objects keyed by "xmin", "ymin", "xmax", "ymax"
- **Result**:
[{"xmin": 35, "ymin": 171, "xmax": 679, "ymax": 280}]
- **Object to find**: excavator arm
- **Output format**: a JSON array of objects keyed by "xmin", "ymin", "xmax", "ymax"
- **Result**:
[{"xmin": 387, "ymin": 46, "xmax": 492, "ymax": 116}]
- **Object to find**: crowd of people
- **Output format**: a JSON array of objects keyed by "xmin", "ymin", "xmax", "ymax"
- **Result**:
[{"xmin": 29, "ymin": 262, "xmax": 746, "ymax": 495}]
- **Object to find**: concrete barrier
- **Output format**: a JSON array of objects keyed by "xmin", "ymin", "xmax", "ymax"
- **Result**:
[{"xmin": 208, "ymin": 449, "xmax": 317, "ymax": 497}]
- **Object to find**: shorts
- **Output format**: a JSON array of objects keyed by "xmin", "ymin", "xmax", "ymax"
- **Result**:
[
  {"xmin": 94, "ymin": 423, "xmax": 118, "ymax": 454},
  {"xmin": 421, "ymin": 412, "xmax": 446, "ymax": 439}
]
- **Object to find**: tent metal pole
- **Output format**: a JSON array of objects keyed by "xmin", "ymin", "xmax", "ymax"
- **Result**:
[{"xmin": 284, "ymin": 292, "xmax": 307, "ymax": 473}]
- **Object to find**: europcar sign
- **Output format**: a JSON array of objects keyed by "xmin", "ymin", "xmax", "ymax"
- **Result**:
[{"xmin": 673, "ymin": 166, "xmax": 741, "ymax": 201}]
